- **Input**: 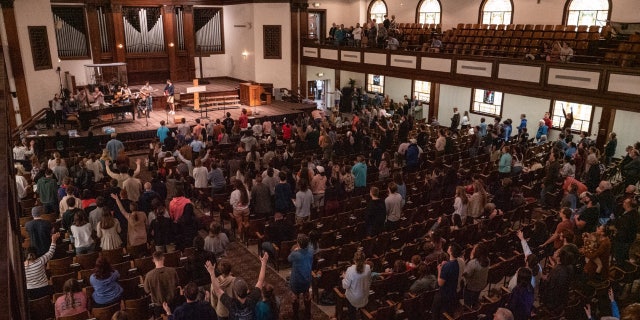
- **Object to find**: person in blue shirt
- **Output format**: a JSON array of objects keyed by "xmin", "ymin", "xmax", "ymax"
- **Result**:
[
  {"xmin": 351, "ymin": 155, "xmax": 367, "ymax": 192},
  {"xmin": 157, "ymin": 120, "xmax": 170, "ymax": 144},
  {"xmin": 479, "ymin": 118, "xmax": 487, "ymax": 137},
  {"xmin": 105, "ymin": 133, "xmax": 124, "ymax": 163},
  {"xmin": 431, "ymin": 243, "xmax": 462, "ymax": 320},
  {"xmin": 517, "ymin": 114, "xmax": 527, "ymax": 135},
  {"xmin": 535, "ymin": 120, "xmax": 548, "ymax": 141},
  {"xmin": 503, "ymin": 119, "xmax": 513, "ymax": 141},
  {"xmin": 565, "ymin": 142, "xmax": 577, "ymax": 158},
  {"xmin": 288, "ymin": 234, "xmax": 314, "ymax": 320},
  {"xmin": 90, "ymin": 257, "xmax": 123, "ymax": 307}
]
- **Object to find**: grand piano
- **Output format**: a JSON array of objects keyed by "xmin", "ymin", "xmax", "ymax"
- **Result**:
[{"xmin": 79, "ymin": 102, "xmax": 136, "ymax": 130}]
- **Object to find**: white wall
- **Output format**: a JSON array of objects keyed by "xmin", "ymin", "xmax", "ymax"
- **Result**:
[
  {"xmin": 339, "ymin": 70, "xmax": 366, "ymax": 90},
  {"xmin": 384, "ymin": 76, "xmax": 411, "ymax": 103},
  {"xmin": 313, "ymin": 0, "xmax": 364, "ymax": 36},
  {"xmin": 611, "ymin": 109, "xmax": 640, "ymax": 157},
  {"xmin": 253, "ymin": 3, "xmax": 292, "ymax": 89},
  {"xmin": 14, "ymin": 0, "xmax": 60, "ymax": 114},
  {"xmin": 60, "ymin": 58, "xmax": 93, "ymax": 87}
]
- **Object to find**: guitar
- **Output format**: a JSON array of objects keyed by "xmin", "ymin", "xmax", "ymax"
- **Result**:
[{"xmin": 140, "ymin": 88, "xmax": 158, "ymax": 99}]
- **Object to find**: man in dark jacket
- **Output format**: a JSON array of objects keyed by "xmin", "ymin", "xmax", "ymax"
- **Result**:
[
  {"xmin": 540, "ymin": 151, "xmax": 561, "ymax": 208},
  {"xmin": 613, "ymin": 198, "xmax": 639, "ymax": 265},
  {"xmin": 365, "ymin": 186, "xmax": 387, "ymax": 236}
]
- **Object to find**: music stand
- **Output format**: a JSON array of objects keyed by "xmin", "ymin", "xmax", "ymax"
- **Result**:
[{"xmin": 187, "ymin": 85, "xmax": 208, "ymax": 119}]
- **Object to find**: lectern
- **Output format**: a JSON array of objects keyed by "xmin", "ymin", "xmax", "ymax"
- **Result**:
[{"xmin": 239, "ymin": 83, "xmax": 263, "ymax": 107}]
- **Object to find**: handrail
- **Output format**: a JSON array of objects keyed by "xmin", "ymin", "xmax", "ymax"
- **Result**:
[{"xmin": 11, "ymin": 108, "xmax": 48, "ymax": 139}]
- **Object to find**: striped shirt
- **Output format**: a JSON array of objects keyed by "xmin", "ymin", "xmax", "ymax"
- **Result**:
[{"xmin": 25, "ymin": 242, "xmax": 56, "ymax": 289}]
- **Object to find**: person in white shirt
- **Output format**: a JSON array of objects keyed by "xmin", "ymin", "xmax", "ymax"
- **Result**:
[
  {"xmin": 560, "ymin": 42, "xmax": 574, "ymax": 62},
  {"xmin": 15, "ymin": 168, "xmax": 29, "ymax": 199},
  {"xmin": 386, "ymin": 34, "xmax": 399, "ymax": 50},
  {"xmin": 353, "ymin": 23, "xmax": 363, "ymax": 47},
  {"xmin": 13, "ymin": 140, "xmax": 27, "ymax": 161},
  {"xmin": 342, "ymin": 250, "xmax": 371, "ymax": 318},
  {"xmin": 192, "ymin": 158, "xmax": 209, "ymax": 189}
]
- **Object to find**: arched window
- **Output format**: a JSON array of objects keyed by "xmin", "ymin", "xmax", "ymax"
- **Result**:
[
  {"xmin": 480, "ymin": 0, "xmax": 513, "ymax": 25},
  {"xmin": 565, "ymin": 0, "xmax": 610, "ymax": 27},
  {"xmin": 368, "ymin": 0, "xmax": 387, "ymax": 24},
  {"xmin": 417, "ymin": 0, "xmax": 441, "ymax": 24}
]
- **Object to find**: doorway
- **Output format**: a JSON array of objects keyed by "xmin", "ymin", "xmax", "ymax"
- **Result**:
[
  {"xmin": 307, "ymin": 79, "xmax": 329, "ymax": 108},
  {"xmin": 308, "ymin": 10, "xmax": 326, "ymax": 41}
]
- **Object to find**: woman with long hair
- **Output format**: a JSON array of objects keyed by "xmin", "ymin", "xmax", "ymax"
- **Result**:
[
  {"xmin": 230, "ymin": 179, "xmax": 250, "ymax": 237},
  {"xmin": 25, "ymin": 232, "xmax": 60, "ymax": 299},
  {"xmin": 342, "ymin": 250, "xmax": 372, "ymax": 320},
  {"xmin": 90, "ymin": 257, "xmax": 123, "ymax": 307},
  {"xmin": 96, "ymin": 210, "xmax": 122, "ymax": 250},
  {"xmin": 255, "ymin": 283, "xmax": 280, "ymax": 320},
  {"xmin": 70, "ymin": 211, "xmax": 94, "ymax": 254},
  {"xmin": 468, "ymin": 180, "xmax": 487, "ymax": 219},
  {"xmin": 453, "ymin": 186, "xmax": 469, "ymax": 222},
  {"xmin": 463, "ymin": 243, "xmax": 490, "ymax": 307},
  {"xmin": 507, "ymin": 267, "xmax": 535, "ymax": 320},
  {"xmin": 54, "ymin": 279, "xmax": 88, "ymax": 317},
  {"xmin": 111, "ymin": 194, "xmax": 147, "ymax": 246}
]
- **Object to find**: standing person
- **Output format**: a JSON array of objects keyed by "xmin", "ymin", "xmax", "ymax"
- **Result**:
[
  {"xmin": 206, "ymin": 253, "xmax": 269, "ymax": 320},
  {"xmin": 612, "ymin": 198, "xmax": 639, "ymax": 265},
  {"xmin": 288, "ymin": 234, "xmax": 314, "ymax": 320},
  {"xmin": 460, "ymin": 111, "xmax": 470, "ymax": 131},
  {"xmin": 164, "ymin": 79, "xmax": 175, "ymax": 114},
  {"xmin": 141, "ymin": 81, "xmax": 155, "ymax": 112},
  {"xmin": 111, "ymin": 194, "xmax": 147, "ymax": 247},
  {"xmin": 463, "ymin": 243, "xmax": 490, "ymax": 307},
  {"xmin": 163, "ymin": 282, "xmax": 216, "ymax": 320},
  {"xmin": 385, "ymin": 182, "xmax": 403, "ymax": 231},
  {"xmin": 431, "ymin": 243, "xmax": 462, "ymax": 320},
  {"xmin": 69, "ymin": 211, "xmax": 94, "ymax": 254},
  {"xmin": 506, "ymin": 268, "xmax": 535, "ymax": 320},
  {"xmin": 450, "ymin": 107, "xmax": 460, "ymax": 133},
  {"xmin": 353, "ymin": 23, "xmax": 362, "ymax": 47},
  {"xmin": 351, "ymin": 155, "xmax": 367, "ymax": 193},
  {"xmin": 294, "ymin": 179, "xmax": 313, "ymax": 224},
  {"xmin": 499, "ymin": 146, "xmax": 512, "ymax": 178},
  {"xmin": 604, "ymin": 132, "xmax": 617, "ymax": 165},
  {"xmin": 230, "ymin": 179, "xmax": 250, "ymax": 237},
  {"xmin": 143, "ymin": 251, "xmax": 179, "ymax": 312},
  {"xmin": 365, "ymin": 186, "xmax": 386, "ymax": 236},
  {"xmin": 96, "ymin": 210, "xmax": 122, "ymax": 251},
  {"xmin": 341, "ymin": 251, "xmax": 372, "ymax": 320},
  {"xmin": 517, "ymin": 114, "xmax": 527, "ymax": 135},
  {"xmin": 36, "ymin": 169, "xmax": 58, "ymax": 215},
  {"xmin": 105, "ymin": 133, "xmax": 125, "ymax": 165},
  {"xmin": 25, "ymin": 232, "xmax": 60, "ymax": 299},
  {"xmin": 25, "ymin": 206, "xmax": 53, "ymax": 256},
  {"xmin": 157, "ymin": 121, "xmax": 170, "ymax": 144}
]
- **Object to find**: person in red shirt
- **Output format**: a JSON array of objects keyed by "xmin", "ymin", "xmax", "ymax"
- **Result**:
[
  {"xmin": 543, "ymin": 112, "xmax": 553, "ymax": 129},
  {"xmin": 282, "ymin": 121, "xmax": 292, "ymax": 140},
  {"xmin": 239, "ymin": 108, "xmax": 249, "ymax": 129}
]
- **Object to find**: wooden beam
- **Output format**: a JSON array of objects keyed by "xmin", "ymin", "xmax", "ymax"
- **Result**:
[
  {"xmin": 2, "ymin": 3, "xmax": 31, "ymax": 121},
  {"xmin": 85, "ymin": 4, "xmax": 103, "ymax": 64},
  {"xmin": 182, "ymin": 5, "xmax": 196, "ymax": 79},
  {"xmin": 110, "ymin": 4, "xmax": 125, "ymax": 62},
  {"xmin": 162, "ymin": 5, "xmax": 178, "ymax": 81}
]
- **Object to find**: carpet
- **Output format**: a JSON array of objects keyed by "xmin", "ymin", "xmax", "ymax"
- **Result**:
[{"xmin": 221, "ymin": 242, "xmax": 331, "ymax": 320}]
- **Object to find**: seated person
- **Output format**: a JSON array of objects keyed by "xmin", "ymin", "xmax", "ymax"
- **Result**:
[
  {"xmin": 428, "ymin": 36, "xmax": 442, "ymax": 53},
  {"xmin": 55, "ymin": 279, "xmax": 88, "ymax": 318}
]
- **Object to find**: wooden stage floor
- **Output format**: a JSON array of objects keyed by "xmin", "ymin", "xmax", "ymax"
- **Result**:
[{"xmin": 35, "ymin": 79, "xmax": 316, "ymax": 138}]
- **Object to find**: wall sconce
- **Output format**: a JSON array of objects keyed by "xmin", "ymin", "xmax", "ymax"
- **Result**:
[
  {"xmin": 117, "ymin": 43, "xmax": 124, "ymax": 49},
  {"xmin": 317, "ymin": 72, "xmax": 324, "ymax": 77},
  {"xmin": 169, "ymin": 42, "xmax": 175, "ymax": 47},
  {"xmin": 242, "ymin": 50, "xmax": 249, "ymax": 60},
  {"xmin": 313, "ymin": 2, "xmax": 320, "ymax": 7}
]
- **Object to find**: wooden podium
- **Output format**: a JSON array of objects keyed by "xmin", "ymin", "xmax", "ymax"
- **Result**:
[{"xmin": 240, "ymin": 83, "xmax": 263, "ymax": 107}]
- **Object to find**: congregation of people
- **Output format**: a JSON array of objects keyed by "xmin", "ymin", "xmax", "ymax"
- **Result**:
[{"xmin": 15, "ymin": 87, "xmax": 640, "ymax": 320}]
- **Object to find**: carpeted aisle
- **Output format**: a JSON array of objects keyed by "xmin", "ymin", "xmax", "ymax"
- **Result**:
[{"xmin": 222, "ymin": 242, "xmax": 331, "ymax": 320}]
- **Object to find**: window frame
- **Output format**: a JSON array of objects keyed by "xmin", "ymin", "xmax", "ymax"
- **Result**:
[
  {"xmin": 469, "ymin": 88, "xmax": 504, "ymax": 117},
  {"xmin": 367, "ymin": 0, "xmax": 388, "ymax": 25},
  {"xmin": 413, "ymin": 80, "xmax": 431, "ymax": 103},
  {"xmin": 562, "ymin": 0, "xmax": 611, "ymax": 28},
  {"xmin": 366, "ymin": 74, "xmax": 385, "ymax": 94},
  {"xmin": 51, "ymin": 5, "xmax": 91, "ymax": 60},
  {"xmin": 415, "ymin": 0, "xmax": 442, "ymax": 25},
  {"xmin": 548, "ymin": 100, "xmax": 595, "ymax": 134},
  {"xmin": 478, "ymin": 0, "xmax": 514, "ymax": 25}
]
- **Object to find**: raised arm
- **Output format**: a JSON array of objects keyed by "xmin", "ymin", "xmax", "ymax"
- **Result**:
[
  {"xmin": 517, "ymin": 230, "xmax": 532, "ymax": 256},
  {"xmin": 110, "ymin": 194, "xmax": 131, "ymax": 219},
  {"xmin": 255, "ymin": 252, "xmax": 269, "ymax": 289},
  {"xmin": 133, "ymin": 159, "xmax": 141, "ymax": 177},
  {"xmin": 206, "ymin": 261, "xmax": 224, "ymax": 297}
]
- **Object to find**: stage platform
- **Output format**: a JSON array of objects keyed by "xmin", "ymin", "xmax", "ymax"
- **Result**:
[{"xmin": 25, "ymin": 78, "xmax": 317, "ymax": 154}]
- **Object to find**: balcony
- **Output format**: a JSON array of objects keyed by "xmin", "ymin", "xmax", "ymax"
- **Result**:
[{"xmin": 301, "ymin": 41, "xmax": 640, "ymax": 110}]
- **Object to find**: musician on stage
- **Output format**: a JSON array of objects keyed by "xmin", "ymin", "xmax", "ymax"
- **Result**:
[
  {"xmin": 74, "ymin": 87, "xmax": 90, "ymax": 109},
  {"xmin": 119, "ymin": 84, "xmax": 132, "ymax": 103},
  {"xmin": 164, "ymin": 79, "xmax": 175, "ymax": 115},
  {"xmin": 141, "ymin": 81, "xmax": 154, "ymax": 112},
  {"xmin": 92, "ymin": 87, "xmax": 105, "ymax": 105}
]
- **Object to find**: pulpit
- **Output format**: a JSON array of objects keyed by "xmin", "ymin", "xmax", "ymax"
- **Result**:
[{"xmin": 240, "ymin": 83, "xmax": 263, "ymax": 107}]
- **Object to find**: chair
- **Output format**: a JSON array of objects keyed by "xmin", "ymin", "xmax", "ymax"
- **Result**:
[
  {"xmin": 51, "ymin": 272, "xmax": 77, "ymax": 293},
  {"xmin": 274, "ymin": 240, "xmax": 297, "ymax": 271},
  {"xmin": 133, "ymin": 256, "xmax": 155, "ymax": 276},
  {"xmin": 74, "ymin": 251, "xmax": 100, "ymax": 270},
  {"xmin": 28, "ymin": 295, "xmax": 55, "ymax": 320},
  {"xmin": 118, "ymin": 276, "xmax": 143, "ymax": 300},
  {"xmin": 333, "ymin": 288, "xmax": 350, "ymax": 320},
  {"xmin": 163, "ymin": 250, "xmax": 181, "ymax": 268},
  {"xmin": 361, "ymin": 302, "xmax": 397, "ymax": 320},
  {"xmin": 112, "ymin": 261, "xmax": 135, "ymax": 279},
  {"xmin": 100, "ymin": 248, "xmax": 125, "ymax": 265},
  {"xmin": 48, "ymin": 256, "xmax": 75, "ymax": 275},
  {"xmin": 124, "ymin": 295, "xmax": 151, "ymax": 320},
  {"xmin": 125, "ymin": 243, "xmax": 150, "ymax": 259},
  {"xmin": 58, "ymin": 311, "xmax": 91, "ymax": 320},
  {"xmin": 90, "ymin": 303, "xmax": 121, "ymax": 320}
]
